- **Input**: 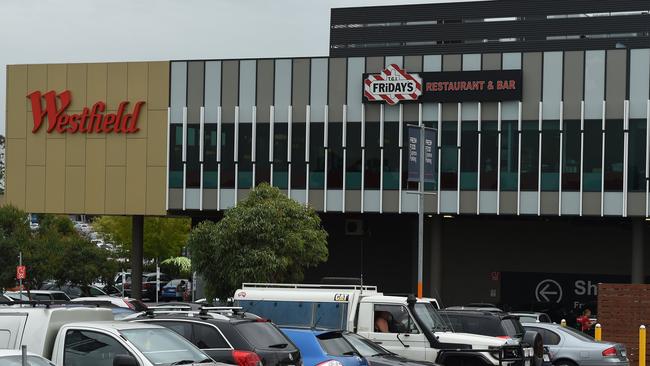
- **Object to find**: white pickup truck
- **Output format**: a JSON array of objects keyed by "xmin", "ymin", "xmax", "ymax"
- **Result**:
[
  {"xmin": 235, "ymin": 283, "xmax": 540, "ymax": 366},
  {"xmin": 0, "ymin": 306, "xmax": 224, "ymax": 366}
]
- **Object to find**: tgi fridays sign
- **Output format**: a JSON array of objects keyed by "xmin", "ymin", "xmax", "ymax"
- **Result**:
[
  {"xmin": 27, "ymin": 90, "xmax": 145, "ymax": 134},
  {"xmin": 363, "ymin": 67, "xmax": 522, "ymax": 104}
]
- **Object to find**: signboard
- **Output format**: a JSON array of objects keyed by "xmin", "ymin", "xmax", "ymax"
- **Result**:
[
  {"xmin": 27, "ymin": 90, "xmax": 145, "ymax": 134},
  {"xmin": 363, "ymin": 64, "xmax": 423, "ymax": 105},
  {"xmin": 500, "ymin": 271, "xmax": 630, "ymax": 309},
  {"xmin": 363, "ymin": 69, "xmax": 522, "ymax": 104},
  {"xmin": 407, "ymin": 126, "xmax": 437, "ymax": 183},
  {"xmin": 16, "ymin": 265, "xmax": 26, "ymax": 280}
]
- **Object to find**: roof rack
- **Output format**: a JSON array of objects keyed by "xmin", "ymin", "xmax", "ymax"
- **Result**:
[
  {"xmin": 199, "ymin": 306, "xmax": 245, "ymax": 316},
  {"xmin": 1, "ymin": 300, "xmax": 114, "ymax": 308},
  {"xmin": 148, "ymin": 304, "xmax": 193, "ymax": 311},
  {"xmin": 241, "ymin": 283, "xmax": 378, "ymax": 291}
]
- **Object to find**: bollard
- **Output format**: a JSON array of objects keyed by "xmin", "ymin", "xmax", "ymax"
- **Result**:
[
  {"xmin": 561, "ymin": 319, "xmax": 566, "ymax": 327},
  {"xmin": 640, "ymin": 325, "xmax": 646, "ymax": 366},
  {"xmin": 595, "ymin": 323, "xmax": 602, "ymax": 341}
]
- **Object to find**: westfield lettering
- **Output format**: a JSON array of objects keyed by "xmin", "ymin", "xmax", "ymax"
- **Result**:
[{"xmin": 27, "ymin": 90, "xmax": 145, "ymax": 134}]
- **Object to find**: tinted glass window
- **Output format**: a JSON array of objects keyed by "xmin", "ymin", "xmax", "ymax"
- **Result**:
[
  {"xmin": 89, "ymin": 287, "xmax": 105, "ymax": 296},
  {"xmin": 52, "ymin": 293, "xmax": 69, "ymax": 301},
  {"xmin": 501, "ymin": 318, "xmax": 524, "ymax": 338},
  {"xmin": 517, "ymin": 316, "xmax": 538, "ymax": 324},
  {"xmin": 194, "ymin": 324, "xmax": 230, "ymax": 349},
  {"xmin": 236, "ymin": 321, "xmax": 295, "ymax": 350},
  {"xmin": 64, "ymin": 330, "xmax": 132, "ymax": 366},
  {"xmin": 527, "ymin": 327, "xmax": 561, "ymax": 345},
  {"xmin": 238, "ymin": 300, "xmax": 347, "ymax": 330},
  {"xmin": 151, "ymin": 321, "xmax": 193, "ymax": 340},
  {"xmin": 316, "ymin": 332, "xmax": 355, "ymax": 356},
  {"xmin": 32, "ymin": 294, "xmax": 51, "ymax": 301}
]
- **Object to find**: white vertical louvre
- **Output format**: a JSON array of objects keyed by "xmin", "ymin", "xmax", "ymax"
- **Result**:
[
  {"xmin": 517, "ymin": 102, "xmax": 522, "ymax": 215},
  {"xmin": 496, "ymin": 102, "xmax": 502, "ymax": 215},
  {"xmin": 165, "ymin": 107, "xmax": 171, "ymax": 211},
  {"xmin": 601, "ymin": 101, "xmax": 606, "ymax": 217},
  {"xmin": 200, "ymin": 107, "xmax": 205, "ymax": 211},
  {"xmin": 622, "ymin": 100, "xmax": 630, "ymax": 217}
]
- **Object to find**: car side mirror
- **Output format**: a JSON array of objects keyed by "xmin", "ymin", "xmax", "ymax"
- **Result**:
[{"xmin": 113, "ymin": 354, "xmax": 138, "ymax": 366}]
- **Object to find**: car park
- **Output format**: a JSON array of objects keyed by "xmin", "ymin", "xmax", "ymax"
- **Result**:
[
  {"xmin": 235, "ymin": 283, "xmax": 536, "ymax": 366},
  {"xmin": 130, "ymin": 306, "xmax": 302, "ymax": 366},
  {"xmin": 25, "ymin": 290, "xmax": 71, "ymax": 301},
  {"xmin": 510, "ymin": 312, "xmax": 552, "ymax": 324},
  {"xmin": 0, "ymin": 349, "xmax": 55, "ymax": 366},
  {"xmin": 161, "ymin": 278, "xmax": 191, "ymax": 301},
  {"xmin": 39, "ymin": 282, "xmax": 108, "ymax": 299},
  {"xmin": 281, "ymin": 328, "xmax": 367, "ymax": 366},
  {"xmin": 0, "ymin": 306, "xmax": 223, "ymax": 366},
  {"xmin": 71, "ymin": 296, "xmax": 148, "ymax": 312},
  {"xmin": 523, "ymin": 323, "xmax": 629, "ymax": 366}
]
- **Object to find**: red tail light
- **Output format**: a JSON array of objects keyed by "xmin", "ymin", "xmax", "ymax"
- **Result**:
[
  {"xmin": 496, "ymin": 336, "xmax": 511, "ymax": 339},
  {"xmin": 232, "ymin": 350, "xmax": 262, "ymax": 366},
  {"xmin": 602, "ymin": 347, "xmax": 617, "ymax": 357}
]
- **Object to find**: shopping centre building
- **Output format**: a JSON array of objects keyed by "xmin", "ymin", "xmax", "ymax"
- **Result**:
[{"xmin": 4, "ymin": 0, "xmax": 650, "ymax": 310}]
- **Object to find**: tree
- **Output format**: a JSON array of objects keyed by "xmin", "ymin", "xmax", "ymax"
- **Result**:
[
  {"xmin": 161, "ymin": 257, "xmax": 192, "ymax": 278},
  {"xmin": 93, "ymin": 216, "xmax": 191, "ymax": 260},
  {"xmin": 188, "ymin": 183, "xmax": 328, "ymax": 301},
  {"xmin": 0, "ymin": 205, "xmax": 30, "ymax": 288}
]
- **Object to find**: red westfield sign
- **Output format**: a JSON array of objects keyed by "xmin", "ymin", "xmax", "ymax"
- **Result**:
[{"xmin": 27, "ymin": 90, "xmax": 145, "ymax": 134}]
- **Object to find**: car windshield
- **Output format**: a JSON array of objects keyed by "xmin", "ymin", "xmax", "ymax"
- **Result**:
[
  {"xmin": 414, "ymin": 302, "xmax": 449, "ymax": 331},
  {"xmin": 0, "ymin": 355, "xmax": 54, "ymax": 366},
  {"xmin": 120, "ymin": 328, "xmax": 212, "ymax": 365},
  {"xmin": 342, "ymin": 333, "xmax": 391, "ymax": 357}
]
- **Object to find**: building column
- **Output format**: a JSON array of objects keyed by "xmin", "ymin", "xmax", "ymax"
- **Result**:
[
  {"xmin": 131, "ymin": 215, "xmax": 144, "ymax": 300},
  {"xmin": 428, "ymin": 215, "xmax": 442, "ymax": 299},
  {"xmin": 632, "ymin": 219, "xmax": 644, "ymax": 284}
]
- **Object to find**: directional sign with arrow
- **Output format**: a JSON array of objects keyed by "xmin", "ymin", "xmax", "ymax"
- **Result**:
[{"xmin": 535, "ymin": 279, "xmax": 563, "ymax": 303}]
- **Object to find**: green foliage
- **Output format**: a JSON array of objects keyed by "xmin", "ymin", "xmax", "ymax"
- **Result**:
[
  {"xmin": 188, "ymin": 183, "xmax": 328, "ymax": 301},
  {"xmin": 0, "ymin": 205, "xmax": 29, "ymax": 288},
  {"xmin": 0, "ymin": 208, "xmax": 117, "ymax": 291},
  {"xmin": 93, "ymin": 216, "xmax": 191, "ymax": 260},
  {"xmin": 161, "ymin": 257, "xmax": 192, "ymax": 278}
]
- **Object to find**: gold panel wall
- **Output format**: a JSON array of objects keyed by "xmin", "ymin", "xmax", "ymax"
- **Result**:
[{"xmin": 5, "ymin": 61, "xmax": 170, "ymax": 216}]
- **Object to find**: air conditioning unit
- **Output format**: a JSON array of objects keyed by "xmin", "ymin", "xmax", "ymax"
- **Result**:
[{"xmin": 345, "ymin": 219, "xmax": 364, "ymax": 236}]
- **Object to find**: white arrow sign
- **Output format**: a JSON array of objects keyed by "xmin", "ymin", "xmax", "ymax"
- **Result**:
[{"xmin": 535, "ymin": 279, "xmax": 563, "ymax": 303}]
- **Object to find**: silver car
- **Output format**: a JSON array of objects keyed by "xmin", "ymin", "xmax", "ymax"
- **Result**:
[
  {"xmin": 511, "ymin": 312, "xmax": 552, "ymax": 324},
  {"xmin": 524, "ymin": 323, "xmax": 628, "ymax": 366}
]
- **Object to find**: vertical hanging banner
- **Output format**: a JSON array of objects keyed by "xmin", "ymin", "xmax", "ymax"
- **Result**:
[{"xmin": 407, "ymin": 126, "xmax": 437, "ymax": 184}]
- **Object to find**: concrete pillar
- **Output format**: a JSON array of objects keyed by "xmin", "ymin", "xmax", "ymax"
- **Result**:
[
  {"xmin": 131, "ymin": 215, "xmax": 144, "ymax": 300},
  {"xmin": 632, "ymin": 219, "xmax": 644, "ymax": 284},
  {"xmin": 428, "ymin": 215, "xmax": 442, "ymax": 299}
]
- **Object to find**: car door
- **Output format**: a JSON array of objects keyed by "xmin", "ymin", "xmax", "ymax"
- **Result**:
[
  {"xmin": 366, "ymin": 304, "xmax": 428, "ymax": 361},
  {"xmin": 192, "ymin": 322, "xmax": 234, "ymax": 363}
]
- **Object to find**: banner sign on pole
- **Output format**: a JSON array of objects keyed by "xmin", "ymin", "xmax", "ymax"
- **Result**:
[
  {"xmin": 407, "ymin": 126, "xmax": 437, "ymax": 184},
  {"xmin": 16, "ymin": 265, "xmax": 26, "ymax": 280}
]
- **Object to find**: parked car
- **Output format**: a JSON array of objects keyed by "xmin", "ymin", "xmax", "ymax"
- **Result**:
[
  {"xmin": 130, "ymin": 307, "xmax": 301, "ymax": 366},
  {"xmin": 342, "ymin": 331, "xmax": 440, "ymax": 366},
  {"xmin": 281, "ymin": 328, "xmax": 367, "ymax": 366},
  {"xmin": 0, "ymin": 349, "xmax": 55, "ymax": 366},
  {"xmin": 142, "ymin": 272, "xmax": 172, "ymax": 300},
  {"xmin": 510, "ymin": 312, "xmax": 552, "ymax": 324},
  {"xmin": 523, "ymin": 323, "xmax": 628, "ymax": 366},
  {"xmin": 439, "ymin": 310, "xmax": 527, "ymax": 340},
  {"xmin": 72, "ymin": 296, "xmax": 148, "ymax": 312},
  {"xmin": 439, "ymin": 310, "xmax": 547, "ymax": 364},
  {"xmin": 161, "ymin": 279, "xmax": 190, "ymax": 301},
  {"xmin": 3, "ymin": 292, "xmax": 29, "ymax": 301},
  {"xmin": 25, "ymin": 290, "xmax": 71, "ymax": 301},
  {"xmin": 0, "ymin": 306, "xmax": 222, "ymax": 366},
  {"xmin": 39, "ymin": 282, "xmax": 107, "ymax": 299}
]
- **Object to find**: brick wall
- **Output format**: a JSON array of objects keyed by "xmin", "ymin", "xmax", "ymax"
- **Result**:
[{"xmin": 598, "ymin": 283, "xmax": 650, "ymax": 365}]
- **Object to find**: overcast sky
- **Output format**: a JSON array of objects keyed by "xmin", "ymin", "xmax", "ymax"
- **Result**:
[{"xmin": 0, "ymin": 0, "xmax": 480, "ymax": 135}]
